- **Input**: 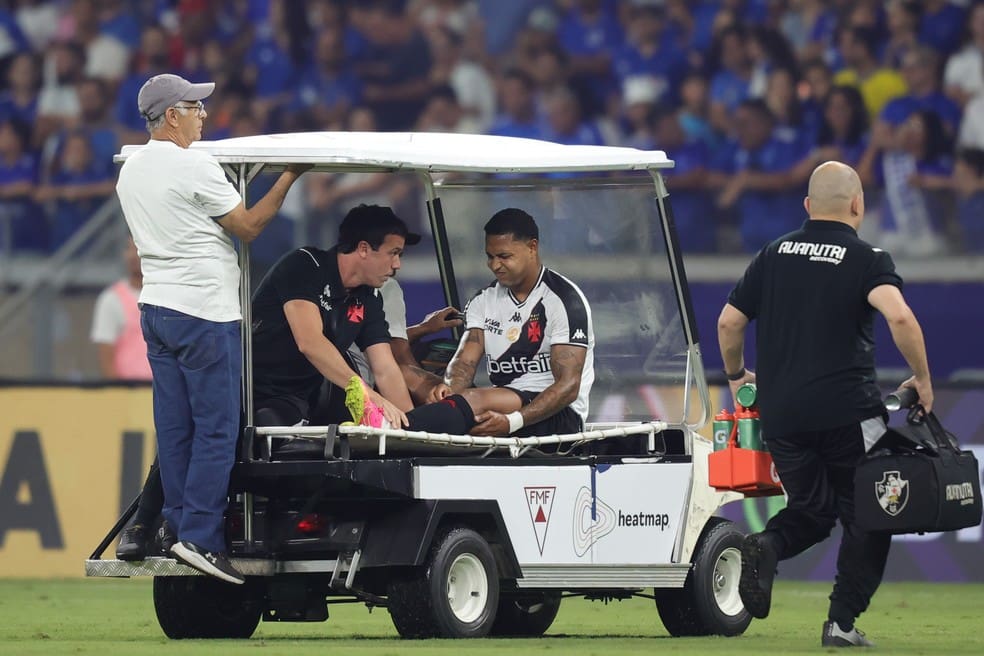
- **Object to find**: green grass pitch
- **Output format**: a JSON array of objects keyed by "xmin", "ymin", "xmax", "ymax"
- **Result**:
[{"xmin": 1, "ymin": 579, "xmax": 981, "ymax": 654}]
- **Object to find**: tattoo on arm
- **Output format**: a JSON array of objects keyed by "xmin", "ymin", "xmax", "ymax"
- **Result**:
[
  {"xmin": 445, "ymin": 329, "xmax": 483, "ymax": 392},
  {"xmin": 521, "ymin": 346, "xmax": 584, "ymax": 426}
]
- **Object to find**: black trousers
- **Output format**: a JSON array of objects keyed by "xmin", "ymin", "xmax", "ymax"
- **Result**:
[{"xmin": 764, "ymin": 422, "xmax": 892, "ymax": 626}]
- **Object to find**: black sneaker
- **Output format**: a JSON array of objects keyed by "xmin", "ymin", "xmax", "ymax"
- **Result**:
[
  {"xmin": 155, "ymin": 521, "xmax": 176, "ymax": 556},
  {"xmin": 739, "ymin": 533, "xmax": 778, "ymax": 619},
  {"xmin": 822, "ymin": 620, "xmax": 875, "ymax": 647},
  {"xmin": 170, "ymin": 540, "xmax": 244, "ymax": 585},
  {"xmin": 116, "ymin": 523, "xmax": 150, "ymax": 561}
]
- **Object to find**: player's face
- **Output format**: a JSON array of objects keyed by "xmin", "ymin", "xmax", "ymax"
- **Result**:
[
  {"xmin": 364, "ymin": 233, "xmax": 405, "ymax": 287},
  {"xmin": 485, "ymin": 233, "xmax": 537, "ymax": 291}
]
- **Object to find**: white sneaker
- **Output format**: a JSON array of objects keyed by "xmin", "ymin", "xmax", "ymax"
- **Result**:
[
  {"xmin": 822, "ymin": 620, "xmax": 875, "ymax": 647},
  {"xmin": 171, "ymin": 541, "xmax": 244, "ymax": 585}
]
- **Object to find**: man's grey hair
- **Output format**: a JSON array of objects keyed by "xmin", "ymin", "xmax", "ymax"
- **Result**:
[{"xmin": 145, "ymin": 113, "xmax": 166, "ymax": 133}]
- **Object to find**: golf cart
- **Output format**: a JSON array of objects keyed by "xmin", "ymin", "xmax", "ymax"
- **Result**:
[{"xmin": 86, "ymin": 131, "xmax": 751, "ymax": 640}]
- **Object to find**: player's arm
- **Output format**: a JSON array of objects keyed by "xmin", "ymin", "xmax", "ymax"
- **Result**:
[
  {"xmin": 867, "ymin": 284, "xmax": 933, "ymax": 412},
  {"xmin": 283, "ymin": 299, "xmax": 362, "ymax": 389},
  {"xmin": 285, "ymin": 300, "xmax": 408, "ymax": 426},
  {"xmin": 97, "ymin": 344, "xmax": 117, "ymax": 378},
  {"xmin": 515, "ymin": 344, "xmax": 586, "ymax": 426},
  {"xmin": 406, "ymin": 307, "xmax": 463, "ymax": 344},
  {"xmin": 217, "ymin": 164, "xmax": 310, "ymax": 242},
  {"xmin": 391, "ymin": 336, "xmax": 448, "ymax": 404},
  {"xmin": 444, "ymin": 328, "xmax": 484, "ymax": 392},
  {"xmin": 364, "ymin": 342, "xmax": 414, "ymax": 413}
]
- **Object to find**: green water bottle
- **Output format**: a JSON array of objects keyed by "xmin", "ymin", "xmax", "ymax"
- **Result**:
[
  {"xmin": 736, "ymin": 407, "xmax": 763, "ymax": 451},
  {"xmin": 736, "ymin": 382, "xmax": 757, "ymax": 409},
  {"xmin": 712, "ymin": 409, "xmax": 734, "ymax": 451}
]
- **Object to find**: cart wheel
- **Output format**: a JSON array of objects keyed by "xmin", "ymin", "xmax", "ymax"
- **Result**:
[
  {"xmin": 489, "ymin": 590, "xmax": 561, "ymax": 636},
  {"xmin": 387, "ymin": 527, "xmax": 499, "ymax": 639},
  {"xmin": 655, "ymin": 517, "xmax": 751, "ymax": 637},
  {"xmin": 154, "ymin": 575, "xmax": 262, "ymax": 639}
]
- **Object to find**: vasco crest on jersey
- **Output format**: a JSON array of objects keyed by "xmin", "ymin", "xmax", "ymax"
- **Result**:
[
  {"xmin": 526, "ymin": 312, "xmax": 543, "ymax": 343},
  {"xmin": 347, "ymin": 301, "xmax": 364, "ymax": 323}
]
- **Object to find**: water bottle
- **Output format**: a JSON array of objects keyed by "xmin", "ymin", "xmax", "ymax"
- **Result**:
[
  {"xmin": 736, "ymin": 382, "xmax": 757, "ymax": 409},
  {"xmin": 713, "ymin": 409, "xmax": 735, "ymax": 451},
  {"xmin": 736, "ymin": 406, "xmax": 763, "ymax": 451}
]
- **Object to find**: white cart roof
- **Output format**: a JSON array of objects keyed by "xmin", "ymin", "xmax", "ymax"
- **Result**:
[{"xmin": 116, "ymin": 131, "xmax": 674, "ymax": 173}]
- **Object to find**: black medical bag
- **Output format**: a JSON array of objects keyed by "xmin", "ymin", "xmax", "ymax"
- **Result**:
[{"xmin": 854, "ymin": 408, "xmax": 982, "ymax": 534}]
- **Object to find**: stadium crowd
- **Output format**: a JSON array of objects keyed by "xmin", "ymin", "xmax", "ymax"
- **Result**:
[{"xmin": 1, "ymin": 0, "xmax": 984, "ymax": 257}]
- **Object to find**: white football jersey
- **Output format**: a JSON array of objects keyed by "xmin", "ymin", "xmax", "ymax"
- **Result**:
[{"xmin": 464, "ymin": 267, "xmax": 595, "ymax": 420}]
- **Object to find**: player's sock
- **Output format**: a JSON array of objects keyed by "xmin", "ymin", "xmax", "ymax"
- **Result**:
[{"xmin": 406, "ymin": 394, "xmax": 476, "ymax": 434}]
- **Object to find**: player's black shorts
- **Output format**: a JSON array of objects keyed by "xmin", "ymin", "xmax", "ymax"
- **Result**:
[{"xmin": 505, "ymin": 387, "xmax": 584, "ymax": 437}]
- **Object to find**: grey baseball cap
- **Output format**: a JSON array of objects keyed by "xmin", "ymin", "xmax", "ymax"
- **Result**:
[{"xmin": 137, "ymin": 74, "xmax": 214, "ymax": 121}]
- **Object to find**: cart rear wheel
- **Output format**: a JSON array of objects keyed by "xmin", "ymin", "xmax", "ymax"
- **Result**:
[
  {"xmin": 387, "ymin": 527, "xmax": 500, "ymax": 638},
  {"xmin": 154, "ymin": 575, "xmax": 262, "ymax": 639}
]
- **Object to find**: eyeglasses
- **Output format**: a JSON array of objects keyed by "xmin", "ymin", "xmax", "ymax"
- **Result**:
[{"xmin": 172, "ymin": 101, "xmax": 206, "ymax": 117}]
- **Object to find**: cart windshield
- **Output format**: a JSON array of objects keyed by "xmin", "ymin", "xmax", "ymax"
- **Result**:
[{"xmin": 433, "ymin": 176, "xmax": 701, "ymax": 427}]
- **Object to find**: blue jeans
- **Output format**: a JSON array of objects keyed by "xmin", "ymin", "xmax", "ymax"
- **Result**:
[{"xmin": 140, "ymin": 304, "xmax": 241, "ymax": 553}]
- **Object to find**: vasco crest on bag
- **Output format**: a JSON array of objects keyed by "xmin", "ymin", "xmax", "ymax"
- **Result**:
[{"xmin": 875, "ymin": 470, "xmax": 908, "ymax": 516}]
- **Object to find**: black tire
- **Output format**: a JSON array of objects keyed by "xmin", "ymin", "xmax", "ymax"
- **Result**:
[
  {"xmin": 387, "ymin": 527, "xmax": 500, "ymax": 639},
  {"xmin": 154, "ymin": 576, "xmax": 262, "ymax": 639},
  {"xmin": 489, "ymin": 591, "xmax": 561, "ymax": 636},
  {"xmin": 654, "ymin": 587, "xmax": 708, "ymax": 637},
  {"xmin": 655, "ymin": 517, "xmax": 751, "ymax": 637}
]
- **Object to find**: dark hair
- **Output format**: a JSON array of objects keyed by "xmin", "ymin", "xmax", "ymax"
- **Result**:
[
  {"xmin": 818, "ymin": 85, "xmax": 869, "ymax": 147},
  {"xmin": 337, "ymin": 204, "xmax": 415, "ymax": 253},
  {"xmin": 430, "ymin": 84, "xmax": 458, "ymax": 104},
  {"xmin": 484, "ymin": 208, "xmax": 539, "ymax": 242},
  {"xmin": 911, "ymin": 109, "xmax": 950, "ymax": 163},
  {"xmin": 0, "ymin": 117, "xmax": 31, "ymax": 151},
  {"xmin": 737, "ymin": 97, "xmax": 774, "ymax": 123},
  {"xmin": 957, "ymin": 147, "xmax": 984, "ymax": 176},
  {"xmin": 501, "ymin": 67, "xmax": 535, "ymax": 91},
  {"xmin": 845, "ymin": 27, "xmax": 879, "ymax": 59}
]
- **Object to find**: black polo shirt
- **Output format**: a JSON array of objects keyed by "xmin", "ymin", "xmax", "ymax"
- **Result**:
[
  {"xmin": 251, "ymin": 246, "xmax": 389, "ymax": 402},
  {"xmin": 728, "ymin": 220, "xmax": 903, "ymax": 439}
]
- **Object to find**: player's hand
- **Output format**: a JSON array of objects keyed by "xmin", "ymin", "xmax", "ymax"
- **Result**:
[
  {"xmin": 370, "ymin": 389, "xmax": 409, "ymax": 428},
  {"xmin": 729, "ymin": 369, "xmax": 756, "ymax": 408},
  {"xmin": 286, "ymin": 163, "xmax": 313, "ymax": 176},
  {"xmin": 425, "ymin": 382, "xmax": 451, "ymax": 404},
  {"xmin": 899, "ymin": 374, "xmax": 933, "ymax": 414},
  {"xmin": 418, "ymin": 307, "xmax": 464, "ymax": 335},
  {"xmin": 470, "ymin": 410, "xmax": 510, "ymax": 436}
]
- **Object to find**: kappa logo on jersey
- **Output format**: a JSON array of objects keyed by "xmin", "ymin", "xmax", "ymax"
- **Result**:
[
  {"xmin": 572, "ymin": 328, "xmax": 586, "ymax": 341},
  {"xmin": 572, "ymin": 486, "xmax": 616, "ymax": 557},
  {"xmin": 777, "ymin": 240, "xmax": 847, "ymax": 265},
  {"xmin": 347, "ymin": 303, "xmax": 364, "ymax": 323},
  {"xmin": 525, "ymin": 486, "xmax": 556, "ymax": 555},
  {"xmin": 527, "ymin": 320, "xmax": 543, "ymax": 343},
  {"xmin": 876, "ymin": 470, "xmax": 908, "ymax": 516},
  {"xmin": 510, "ymin": 312, "xmax": 522, "ymax": 322}
]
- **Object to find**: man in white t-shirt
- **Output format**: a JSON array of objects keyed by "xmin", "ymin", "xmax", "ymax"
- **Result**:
[{"xmin": 115, "ymin": 73, "xmax": 308, "ymax": 584}]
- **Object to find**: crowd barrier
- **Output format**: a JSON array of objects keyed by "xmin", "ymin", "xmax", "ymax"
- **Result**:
[{"xmin": 1, "ymin": 384, "xmax": 981, "ymax": 579}]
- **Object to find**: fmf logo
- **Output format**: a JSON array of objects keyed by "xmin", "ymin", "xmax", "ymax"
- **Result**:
[{"xmin": 525, "ymin": 486, "xmax": 556, "ymax": 555}]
